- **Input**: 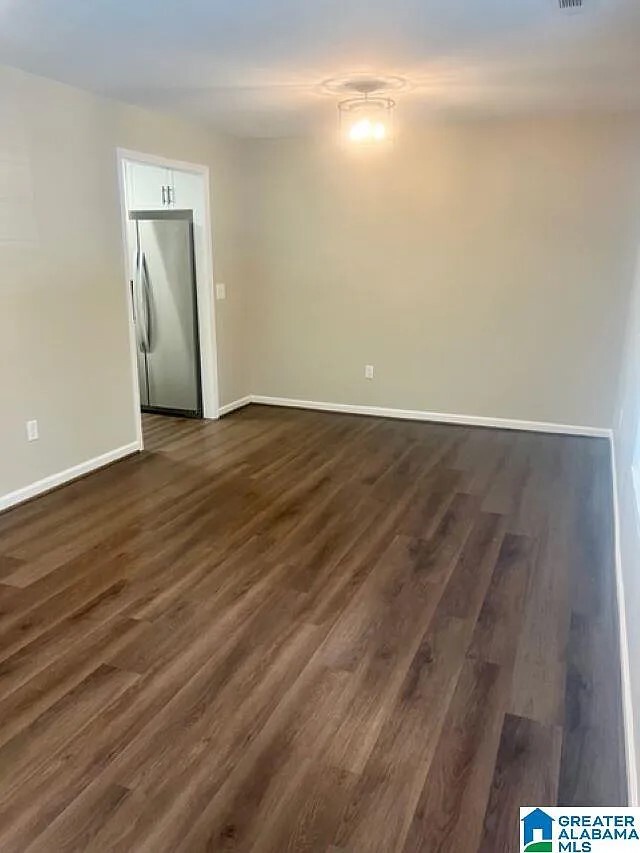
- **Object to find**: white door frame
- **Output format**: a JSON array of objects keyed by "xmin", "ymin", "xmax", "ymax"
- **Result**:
[{"xmin": 116, "ymin": 147, "xmax": 220, "ymax": 449}]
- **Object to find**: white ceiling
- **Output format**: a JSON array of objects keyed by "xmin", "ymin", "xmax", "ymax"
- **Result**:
[{"xmin": 1, "ymin": 0, "xmax": 639, "ymax": 136}]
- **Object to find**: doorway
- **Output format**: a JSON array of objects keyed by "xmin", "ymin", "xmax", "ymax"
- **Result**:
[{"xmin": 117, "ymin": 149, "xmax": 220, "ymax": 448}]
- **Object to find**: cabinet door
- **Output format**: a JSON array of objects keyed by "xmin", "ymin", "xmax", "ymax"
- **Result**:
[
  {"xmin": 171, "ymin": 169, "xmax": 204, "ymax": 271},
  {"xmin": 126, "ymin": 162, "xmax": 171, "ymax": 210},
  {"xmin": 171, "ymin": 170, "xmax": 201, "ymax": 217}
]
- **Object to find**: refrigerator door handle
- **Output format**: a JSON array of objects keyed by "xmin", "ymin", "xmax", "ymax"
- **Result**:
[
  {"xmin": 141, "ymin": 252, "xmax": 152, "ymax": 352},
  {"xmin": 129, "ymin": 279, "xmax": 136, "ymax": 323},
  {"xmin": 135, "ymin": 249, "xmax": 151, "ymax": 353},
  {"xmin": 134, "ymin": 251, "xmax": 142, "ymax": 351}
]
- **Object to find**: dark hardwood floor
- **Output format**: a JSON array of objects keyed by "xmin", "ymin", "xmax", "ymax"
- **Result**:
[{"xmin": 0, "ymin": 405, "xmax": 627, "ymax": 851}]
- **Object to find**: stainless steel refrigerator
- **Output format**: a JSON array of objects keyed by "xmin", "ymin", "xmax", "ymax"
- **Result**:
[{"xmin": 129, "ymin": 210, "xmax": 202, "ymax": 418}]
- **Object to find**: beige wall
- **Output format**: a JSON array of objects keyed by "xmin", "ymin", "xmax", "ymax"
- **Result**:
[
  {"xmin": 613, "ymin": 248, "xmax": 640, "ymax": 801},
  {"xmin": 0, "ymin": 64, "xmax": 250, "ymax": 499},
  {"xmin": 243, "ymin": 117, "xmax": 640, "ymax": 427},
  {"xmin": 4, "ymin": 61, "xmax": 640, "ymax": 514}
]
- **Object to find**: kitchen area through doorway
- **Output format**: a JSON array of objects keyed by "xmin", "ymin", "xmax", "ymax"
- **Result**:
[{"xmin": 119, "ymin": 152, "xmax": 220, "ymax": 447}]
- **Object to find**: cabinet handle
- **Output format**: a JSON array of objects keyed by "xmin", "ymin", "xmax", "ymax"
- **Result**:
[
  {"xmin": 161, "ymin": 186, "xmax": 167, "ymax": 206},
  {"xmin": 167, "ymin": 186, "xmax": 174, "ymax": 206}
]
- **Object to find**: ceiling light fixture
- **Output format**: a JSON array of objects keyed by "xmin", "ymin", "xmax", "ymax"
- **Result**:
[{"xmin": 331, "ymin": 78, "xmax": 403, "ymax": 146}]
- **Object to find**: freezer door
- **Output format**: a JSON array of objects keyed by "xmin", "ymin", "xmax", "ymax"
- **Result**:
[{"xmin": 136, "ymin": 216, "xmax": 201, "ymax": 414}]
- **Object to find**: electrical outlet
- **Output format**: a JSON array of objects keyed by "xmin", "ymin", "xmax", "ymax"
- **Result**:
[
  {"xmin": 365, "ymin": 364, "xmax": 374, "ymax": 380},
  {"xmin": 215, "ymin": 283, "xmax": 226, "ymax": 301},
  {"xmin": 26, "ymin": 419, "xmax": 39, "ymax": 442}
]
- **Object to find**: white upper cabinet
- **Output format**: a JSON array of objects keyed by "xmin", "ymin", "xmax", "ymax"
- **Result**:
[
  {"xmin": 171, "ymin": 169, "xmax": 201, "ymax": 216},
  {"xmin": 125, "ymin": 162, "xmax": 175, "ymax": 210}
]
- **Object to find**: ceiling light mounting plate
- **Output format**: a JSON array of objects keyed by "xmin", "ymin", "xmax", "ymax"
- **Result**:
[{"xmin": 322, "ymin": 74, "xmax": 407, "ymax": 97}]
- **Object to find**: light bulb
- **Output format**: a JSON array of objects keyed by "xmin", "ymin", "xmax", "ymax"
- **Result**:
[
  {"xmin": 347, "ymin": 117, "xmax": 387, "ymax": 143},
  {"xmin": 349, "ymin": 119, "xmax": 371, "ymax": 141}
]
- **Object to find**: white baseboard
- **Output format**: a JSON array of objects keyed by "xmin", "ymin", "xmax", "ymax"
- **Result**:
[
  {"xmin": 218, "ymin": 396, "xmax": 252, "ymax": 417},
  {"xmin": 609, "ymin": 435, "xmax": 639, "ymax": 805},
  {"xmin": 0, "ymin": 441, "xmax": 141, "ymax": 513},
  {"xmin": 249, "ymin": 395, "xmax": 610, "ymax": 438}
]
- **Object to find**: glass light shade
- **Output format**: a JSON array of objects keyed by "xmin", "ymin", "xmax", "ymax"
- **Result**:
[{"xmin": 338, "ymin": 96, "xmax": 395, "ymax": 145}]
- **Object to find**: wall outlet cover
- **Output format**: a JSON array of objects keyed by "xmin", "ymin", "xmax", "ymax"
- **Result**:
[
  {"xmin": 365, "ymin": 365, "xmax": 374, "ymax": 379},
  {"xmin": 215, "ymin": 283, "xmax": 226, "ymax": 300},
  {"xmin": 26, "ymin": 419, "xmax": 39, "ymax": 441}
]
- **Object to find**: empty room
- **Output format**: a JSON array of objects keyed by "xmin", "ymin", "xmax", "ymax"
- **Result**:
[{"xmin": 1, "ymin": 0, "xmax": 640, "ymax": 850}]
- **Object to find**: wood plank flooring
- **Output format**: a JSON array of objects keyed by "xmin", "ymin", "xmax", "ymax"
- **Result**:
[{"xmin": 0, "ymin": 405, "xmax": 627, "ymax": 851}]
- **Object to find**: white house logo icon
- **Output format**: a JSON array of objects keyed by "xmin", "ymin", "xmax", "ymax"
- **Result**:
[{"xmin": 522, "ymin": 808, "xmax": 553, "ymax": 852}]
